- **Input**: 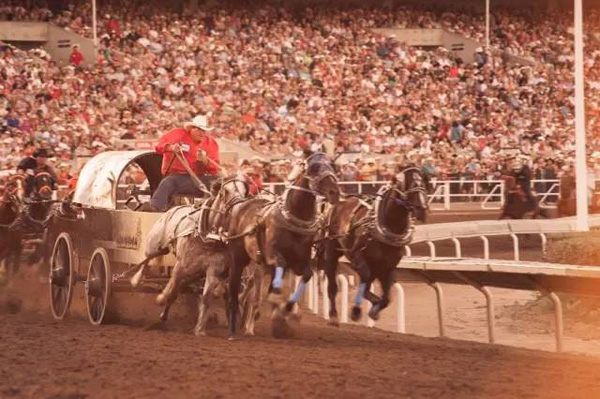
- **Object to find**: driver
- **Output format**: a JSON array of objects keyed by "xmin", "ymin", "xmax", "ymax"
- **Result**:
[
  {"xmin": 140, "ymin": 115, "xmax": 220, "ymax": 212},
  {"xmin": 16, "ymin": 148, "xmax": 57, "ymax": 197}
]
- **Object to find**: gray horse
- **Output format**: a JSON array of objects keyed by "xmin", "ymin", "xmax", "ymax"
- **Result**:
[{"xmin": 131, "ymin": 178, "xmax": 250, "ymax": 336}]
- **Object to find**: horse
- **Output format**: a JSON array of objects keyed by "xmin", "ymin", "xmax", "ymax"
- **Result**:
[
  {"xmin": 18, "ymin": 171, "xmax": 59, "ymax": 267},
  {"xmin": 0, "ymin": 175, "xmax": 25, "ymax": 284},
  {"xmin": 24, "ymin": 171, "xmax": 55, "ymax": 223},
  {"xmin": 499, "ymin": 175, "xmax": 546, "ymax": 219},
  {"xmin": 557, "ymin": 174, "xmax": 600, "ymax": 216},
  {"xmin": 318, "ymin": 166, "xmax": 427, "ymax": 325},
  {"xmin": 226, "ymin": 153, "xmax": 341, "ymax": 338},
  {"xmin": 130, "ymin": 178, "xmax": 251, "ymax": 336}
]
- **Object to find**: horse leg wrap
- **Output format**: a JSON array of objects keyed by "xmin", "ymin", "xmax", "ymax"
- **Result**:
[
  {"xmin": 290, "ymin": 280, "xmax": 306, "ymax": 303},
  {"xmin": 354, "ymin": 282, "xmax": 367, "ymax": 307},
  {"xmin": 272, "ymin": 266, "xmax": 284, "ymax": 290},
  {"xmin": 368, "ymin": 303, "xmax": 382, "ymax": 321}
]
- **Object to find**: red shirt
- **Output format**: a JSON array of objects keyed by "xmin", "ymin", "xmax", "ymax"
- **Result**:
[
  {"xmin": 70, "ymin": 50, "xmax": 84, "ymax": 66},
  {"xmin": 156, "ymin": 127, "xmax": 220, "ymax": 176}
]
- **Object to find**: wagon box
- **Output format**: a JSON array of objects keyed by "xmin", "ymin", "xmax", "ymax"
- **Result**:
[{"xmin": 46, "ymin": 150, "xmax": 192, "ymax": 325}]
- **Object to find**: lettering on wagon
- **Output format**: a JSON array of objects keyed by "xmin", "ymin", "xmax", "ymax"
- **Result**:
[{"xmin": 116, "ymin": 219, "xmax": 142, "ymax": 250}]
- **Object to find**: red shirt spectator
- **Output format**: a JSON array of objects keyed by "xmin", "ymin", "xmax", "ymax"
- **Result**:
[{"xmin": 69, "ymin": 45, "xmax": 84, "ymax": 66}]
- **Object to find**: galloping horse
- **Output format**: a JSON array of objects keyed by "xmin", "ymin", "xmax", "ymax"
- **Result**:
[
  {"xmin": 0, "ymin": 175, "xmax": 25, "ymax": 283},
  {"xmin": 499, "ymin": 175, "xmax": 546, "ymax": 219},
  {"xmin": 318, "ymin": 166, "xmax": 427, "ymax": 324},
  {"xmin": 130, "ymin": 178, "xmax": 251, "ymax": 336},
  {"xmin": 20, "ymin": 171, "xmax": 58, "ymax": 267},
  {"xmin": 227, "ymin": 153, "xmax": 341, "ymax": 338}
]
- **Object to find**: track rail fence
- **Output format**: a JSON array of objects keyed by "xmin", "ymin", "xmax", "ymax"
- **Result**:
[{"xmin": 4, "ymin": 178, "xmax": 598, "ymax": 211}]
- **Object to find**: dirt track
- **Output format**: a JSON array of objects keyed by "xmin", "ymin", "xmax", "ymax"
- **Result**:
[
  {"xmin": 2, "ymin": 209, "xmax": 600, "ymax": 398},
  {"xmin": 2, "ymin": 308, "xmax": 600, "ymax": 399}
]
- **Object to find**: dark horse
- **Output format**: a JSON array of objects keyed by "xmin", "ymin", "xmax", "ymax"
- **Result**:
[
  {"xmin": 20, "ymin": 171, "xmax": 57, "ymax": 267},
  {"xmin": 557, "ymin": 174, "xmax": 600, "ymax": 216},
  {"xmin": 226, "ymin": 153, "xmax": 341, "ymax": 338},
  {"xmin": 499, "ymin": 175, "xmax": 546, "ymax": 219},
  {"xmin": 318, "ymin": 166, "xmax": 427, "ymax": 325},
  {"xmin": 25, "ymin": 171, "xmax": 55, "ymax": 221},
  {"xmin": 0, "ymin": 175, "xmax": 25, "ymax": 284}
]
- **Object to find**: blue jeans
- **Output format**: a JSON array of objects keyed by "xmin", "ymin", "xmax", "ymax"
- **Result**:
[{"xmin": 150, "ymin": 174, "xmax": 216, "ymax": 211}]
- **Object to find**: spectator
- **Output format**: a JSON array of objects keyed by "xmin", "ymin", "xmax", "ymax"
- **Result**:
[{"xmin": 69, "ymin": 44, "xmax": 84, "ymax": 67}]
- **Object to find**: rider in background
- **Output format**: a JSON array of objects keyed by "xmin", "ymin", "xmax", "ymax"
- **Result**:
[
  {"xmin": 141, "ymin": 114, "xmax": 220, "ymax": 212},
  {"xmin": 509, "ymin": 156, "xmax": 536, "ymax": 210},
  {"xmin": 16, "ymin": 148, "xmax": 57, "ymax": 197}
]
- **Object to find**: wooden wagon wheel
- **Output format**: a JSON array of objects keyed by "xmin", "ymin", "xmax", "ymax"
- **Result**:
[
  {"xmin": 85, "ymin": 248, "xmax": 111, "ymax": 326},
  {"xmin": 49, "ymin": 233, "xmax": 74, "ymax": 320}
]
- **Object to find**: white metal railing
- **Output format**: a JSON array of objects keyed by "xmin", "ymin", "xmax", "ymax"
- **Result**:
[
  {"xmin": 14, "ymin": 178, "xmax": 597, "ymax": 211},
  {"xmin": 262, "ymin": 179, "xmax": 587, "ymax": 211}
]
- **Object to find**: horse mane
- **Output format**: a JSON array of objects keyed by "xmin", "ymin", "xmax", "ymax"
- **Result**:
[{"xmin": 210, "ymin": 179, "xmax": 223, "ymax": 196}]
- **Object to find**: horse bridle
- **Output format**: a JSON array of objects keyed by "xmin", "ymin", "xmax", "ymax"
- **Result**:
[
  {"xmin": 289, "ymin": 157, "xmax": 338, "ymax": 198},
  {"xmin": 209, "ymin": 178, "xmax": 251, "ymax": 219},
  {"xmin": 33, "ymin": 172, "xmax": 53, "ymax": 198},
  {"xmin": 383, "ymin": 167, "xmax": 427, "ymax": 211}
]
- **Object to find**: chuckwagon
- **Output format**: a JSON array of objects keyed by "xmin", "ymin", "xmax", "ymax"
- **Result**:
[{"xmin": 47, "ymin": 150, "xmax": 202, "ymax": 325}]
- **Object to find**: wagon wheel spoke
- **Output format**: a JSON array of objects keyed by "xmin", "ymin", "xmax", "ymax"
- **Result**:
[
  {"xmin": 60, "ymin": 285, "xmax": 68, "ymax": 306},
  {"xmin": 89, "ymin": 297, "xmax": 99, "ymax": 321},
  {"xmin": 94, "ymin": 297, "xmax": 104, "ymax": 321},
  {"xmin": 52, "ymin": 285, "xmax": 63, "ymax": 306},
  {"xmin": 56, "ymin": 243, "xmax": 65, "ymax": 272}
]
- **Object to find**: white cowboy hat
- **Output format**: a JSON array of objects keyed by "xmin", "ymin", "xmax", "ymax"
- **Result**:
[{"xmin": 185, "ymin": 115, "xmax": 214, "ymax": 131}]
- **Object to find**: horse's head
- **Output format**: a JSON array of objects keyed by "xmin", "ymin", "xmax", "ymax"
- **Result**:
[
  {"xmin": 392, "ymin": 166, "xmax": 428, "ymax": 222},
  {"xmin": 213, "ymin": 177, "xmax": 250, "ymax": 210},
  {"xmin": 32, "ymin": 171, "xmax": 54, "ymax": 200},
  {"xmin": 304, "ymin": 153, "xmax": 340, "ymax": 204}
]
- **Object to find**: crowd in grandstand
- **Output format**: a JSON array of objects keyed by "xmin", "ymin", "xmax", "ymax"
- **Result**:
[{"xmin": 2, "ymin": 0, "xmax": 600, "ymax": 189}]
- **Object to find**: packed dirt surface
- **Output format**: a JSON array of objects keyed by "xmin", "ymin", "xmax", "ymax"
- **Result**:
[
  {"xmin": 2, "ymin": 307, "xmax": 600, "ymax": 399},
  {"xmin": 502, "ymin": 295, "xmax": 600, "ymax": 342},
  {"xmin": 2, "ymin": 208, "xmax": 600, "ymax": 398}
]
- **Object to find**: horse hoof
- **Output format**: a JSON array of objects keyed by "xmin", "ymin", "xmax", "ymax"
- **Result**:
[
  {"xmin": 368, "ymin": 307, "xmax": 381, "ymax": 321},
  {"xmin": 227, "ymin": 335, "xmax": 237, "ymax": 342},
  {"xmin": 328, "ymin": 316, "xmax": 340, "ymax": 327},
  {"xmin": 350, "ymin": 306, "xmax": 362, "ymax": 322},
  {"xmin": 244, "ymin": 330, "xmax": 255, "ymax": 337}
]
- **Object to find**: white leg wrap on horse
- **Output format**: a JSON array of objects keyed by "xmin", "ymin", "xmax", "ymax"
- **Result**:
[{"xmin": 290, "ymin": 280, "xmax": 306, "ymax": 303}]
